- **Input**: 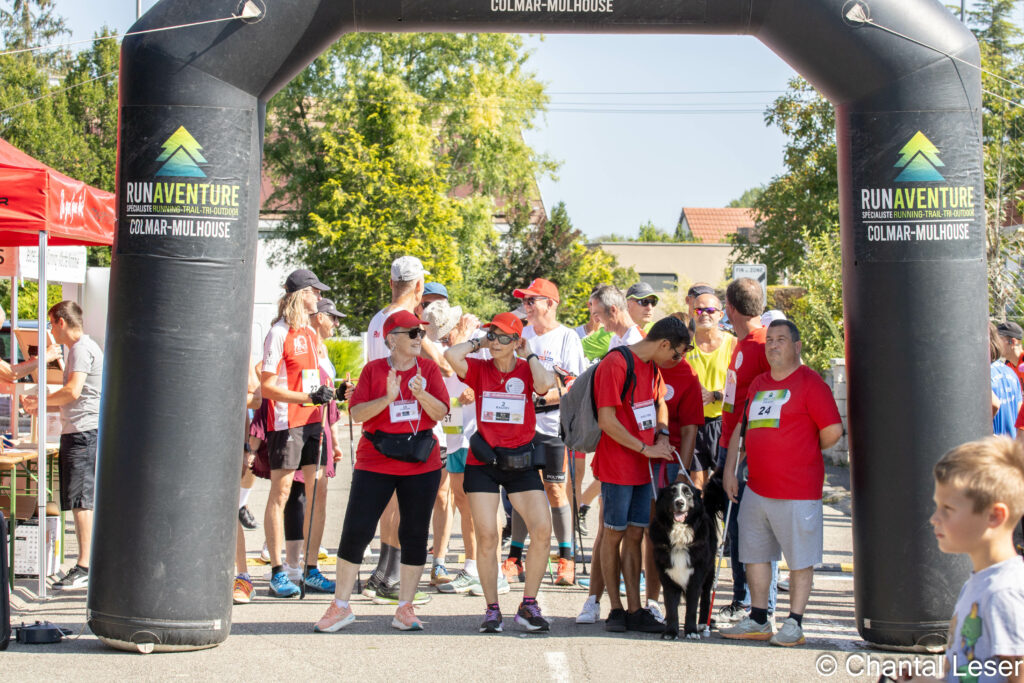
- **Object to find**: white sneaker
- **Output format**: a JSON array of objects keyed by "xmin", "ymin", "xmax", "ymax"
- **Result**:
[
  {"xmin": 470, "ymin": 574, "xmax": 510, "ymax": 596},
  {"xmin": 259, "ymin": 542, "xmax": 271, "ymax": 564},
  {"xmin": 285, "ymin": 563, "xmax": 303, "ymax": 583},
  {"xmin": 769, "ymin": 617, "xmax": 806, "ymax": 647},
  {"xmin": 647, "ymin": 599, "xmax": 665, "ymax": 624},
  {"xmin": 576, "ymin": 595, "xmax": 600, "ymax": 624}
]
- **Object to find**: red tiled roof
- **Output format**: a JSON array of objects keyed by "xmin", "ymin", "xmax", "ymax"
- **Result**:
[{"xmin": 679, "ymin": 207, "xmax": 756, "ymax": 244}]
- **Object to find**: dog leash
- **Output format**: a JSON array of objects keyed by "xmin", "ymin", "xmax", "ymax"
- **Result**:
[{"xmin": 646, "ymin": 448, "xmax": 698, "ymax": 495}]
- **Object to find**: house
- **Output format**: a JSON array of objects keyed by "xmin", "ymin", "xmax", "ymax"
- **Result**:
[
  {"xmin": 587, "ymin": 241, "xmax": 734, "ymax": 294},
  {"xmin": 677, "ymin": 207, "xmax": 757, "ymax": 244}
]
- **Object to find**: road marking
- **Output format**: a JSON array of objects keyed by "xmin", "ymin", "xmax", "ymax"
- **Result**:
[{"xmin": 545, "ymin": 651, "xmax": 570, "ymax": 683}]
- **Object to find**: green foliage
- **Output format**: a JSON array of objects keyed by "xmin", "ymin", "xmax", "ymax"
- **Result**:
[
  {"xmin": 726, "ymin": 186, "xmax": 765, "ymax": 208},
  {"xmin": 787, "ymin": 231, "xmax": 844, "ymax": 374},
  {"xmin": 0, "ymin": 279, "xmax": 63, "ymax": 319},
  {"xmin": 636, "ymin": 221, "xmax": 675, "ymax": 242},
  {"xmin": 324, "ymin": 338, "xmax": 364, "ymax": 382},
  {"xmin": 731, "ymin": 78, "xmax": 838, "ymax": 284}
]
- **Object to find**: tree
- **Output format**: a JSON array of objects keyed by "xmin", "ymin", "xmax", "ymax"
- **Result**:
[
  {"xmin": 730, "ymin": 78, "xmax": 838, "ymax": 284},
  {"xmin": 726, "ymin": 185, "xmax": 765, "ymax": 208},
  {"xmin": 787, "ymin": 230, "xmax": 844, "ymax": 374}
]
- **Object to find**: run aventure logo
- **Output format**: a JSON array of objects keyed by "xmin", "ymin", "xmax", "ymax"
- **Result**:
[
  {"xmin": 155, "ymin": 126, "xmax": 207, "ymax": 178},
  {"xmin": 894, "ymin": 131, "xmax": 945, "ymax": 182}
]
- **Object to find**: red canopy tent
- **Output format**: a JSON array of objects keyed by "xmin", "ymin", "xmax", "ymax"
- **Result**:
[{"xmin": 0, "ymin": 137, "xmax": 115, "ymax": 597}]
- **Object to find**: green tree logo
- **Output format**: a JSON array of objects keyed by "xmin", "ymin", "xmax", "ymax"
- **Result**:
[
  {"xmin": 155, "ymin": 126, "xmax": 208, "ymax": 178},
  {"xmin": 894, "ymin": 131, "xmax": 945, "ymax": 182}
]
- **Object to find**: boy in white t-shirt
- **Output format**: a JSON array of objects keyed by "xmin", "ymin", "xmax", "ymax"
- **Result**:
[{"xmin": 910, "ymin": 436, "xmax": 1024, "ymax": 682}]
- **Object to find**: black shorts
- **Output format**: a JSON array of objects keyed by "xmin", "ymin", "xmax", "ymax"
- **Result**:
[
  {"xmin": 694, "ymin": 416, "xmax": 722, "ymax": 471},
  {"xmin": 267, "ymin": 424, "xmax": 326, "ymax": 471},
  {"xmin": 463, "ymin": 463, "xmax": 545, "ymax": 495},
  {"xmin": 59, "ymin": 429, "xmax": 97, "ymax": 511},
  {"xmin": 535, "ymin": 432, "xmax": 567, "ymax": 484}
]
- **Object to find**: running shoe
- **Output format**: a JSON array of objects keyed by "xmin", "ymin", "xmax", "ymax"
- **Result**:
[
  {"xmin": 318, "ymin": 546, "xmax": 329, "ymax": 561},
  {"xmin": 238, "ymin": 505, "xmax": 259, "ymax": 530},
  {"xmin": 717, "ymin": 601, "xmax": 749, "ymax": 623},
  {"xmin": 303, "ymin": 567, "xmax": 336, "ymax": 593},
  {"xmin": 514, "ymin": 601, "xmax": 550, "ymax": 632},
  {"xmin": 258, "ymin": 542, "xmax": 271, "ymax": 564},
  {"xmin": 269, "ymin": 571, "xmax": 300, "ymax": 598},
  {"xmin": 501, "ymin": 557, "xmax": 525, "ymax": 583},
  {"xmin": 437, "ymin": 569, "xmax": 480, "ymax": 594},
  {"xmin": 554, "ymin": 558, "xmax": 575, "ymax": 586},
  {"xmin": 769, "ymin": 617, "xmax": 806, "ymax": 647},
  {"xmin": 373, "ymin": 583, "xmax": 432, "ymax": 605},
  {"xmin": 392, "ymin": 603, "xmax": 424, "ymax": 631},
  {"xmin": 480, "ymin": 606, "xmax": 503, "ymax": 633},
  {"xmin": 576, "ymin": 504, "xmax": 590, "ymax": 536},
  {"xmin": 315, "ymin": 602, "xmax": 355, "ymax": 633},
  {"xmin": 626, "ymin": 607, "xmax": 665, "ymax": 633},
  {"xmin": 232, "ymin": 575, "xmax": 255, "ymax": 604},
  {"xmin": 647, "ymin": 600, "xmax": 665, "ymax": 624},
  {"xmin": 430, "ymin": 564, "xmax": 453, "ymax": 586},
  {"xmin": 52, "ymin": 565, "xmax": 89, "ymax": 591},
  {"xmin": 362, "ymin": 574, "xmax": 383, "ymax": 598},
  {"xmin": 284, "ymin": 563, "xmax": 303, "ymax": 583},
  {"xmin": 470, "ymin": 574, "xmax": 510, "ymax": 596},
  {"xmin": 576, "ymin": 595, "xmax": 600, "ymax": 624},
  {"xmin": 720, "ymin": 616, "xmax": 773, "ymax": 641}
]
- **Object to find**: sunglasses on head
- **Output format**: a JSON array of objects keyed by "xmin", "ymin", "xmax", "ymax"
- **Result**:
[
  {"xmin": 486, "ymin": 330, "xmax": 519, "ymax": 345},
  {"xmin": 696, "ymin": 306, "xmax": 721, "ymax": 316},
  {"xmin": 390, "ymin": 328, "xmax": 425, "ymax": 340},
  {"xmin": 634, "ymin": 297, "xmax": 658, "ymax": 307}
]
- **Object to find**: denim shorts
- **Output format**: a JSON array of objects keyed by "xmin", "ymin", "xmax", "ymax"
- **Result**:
[{"xmin": 601, "ymin": 482, "xmax": 653, "ymax": 530}]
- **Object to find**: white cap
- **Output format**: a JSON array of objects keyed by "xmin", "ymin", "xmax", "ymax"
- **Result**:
[
  {"xmin": 761, "ymin": 309, "xmax": 787, "ymax": 326},
  {"xmin": 391, "ymin": 255, "xmax": 429, "ymax": 282}
]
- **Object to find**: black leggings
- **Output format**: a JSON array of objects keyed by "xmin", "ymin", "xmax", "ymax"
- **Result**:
[
  {"xmin": 337, "ymin": 468, "xmax": 442, "ymax": 567},
  {"xmin": 283, "ymin": 480, "xmax": 306, "ymax": 542}
]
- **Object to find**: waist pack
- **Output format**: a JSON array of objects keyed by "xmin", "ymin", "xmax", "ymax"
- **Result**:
[
  {"xmin": 469, "ymin": 432, "xmax": 540, "ymax": 472},
  {"xmin": 364, "ymin": 429, "xmax": 436, "ymax": 464}
]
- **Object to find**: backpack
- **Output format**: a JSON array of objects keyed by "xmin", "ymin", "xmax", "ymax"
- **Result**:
[{"xmin": 559, "ymin": 346, "xmax": 637, "ymax": 452}]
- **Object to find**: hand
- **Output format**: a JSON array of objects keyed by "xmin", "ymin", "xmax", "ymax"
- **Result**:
[
  {"xmin": 458, "ymin": 387, "xmax": 475, "ymax": 404},
  {"xmin": 45, "ymin": 344, "xmax": 62, "ymax": 364},
  {"xmin": 21, "ymin": 395, "xmax": 38, "ymax": 416},
  {"xmin": 700, "ymin": 385, "xmax": 715, "ymax": 405},
  {"xmin": 386, "ymin": 368, "xmax": 400, "ymax": 402},
  {"xmin": 451, "ymin": 314, "xmax": 480, "ymax": 344},
  {"xmin": 515, "ymin": 336, "xmax": 529, "ymax": 356},
  {"xmin": 645, "ymin": 439, "xmax": 672, "ymax": 461},
  {"xmin": 724, "ymin": 469, "xmax": 739, "ymax": 503},
  {"xmin": 335, "ymin": 380, "xmax": 354, "ymax": 402},
  {"xmin": 409, "ymin": 372, "xmax": 427, "ymax": 398},
  {"xmin": 333, "ymin": 445, "xmax": 343, "ymax": 463},
  {"xmin": 308, "ymin": 385, "xmax": 335, "ymax": 405}
]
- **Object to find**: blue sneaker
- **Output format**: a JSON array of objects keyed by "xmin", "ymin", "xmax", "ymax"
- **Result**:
[
  {"xmin": 270, "ymin": 571, "xmax": 300, "ymax": 598},
  {"xmin": 619, "ymin": 572, "xmax": 646, "ymax": 596},
  {"xmin": 303, "ymin": 568, "xmax": 336, "ymax": 593}
]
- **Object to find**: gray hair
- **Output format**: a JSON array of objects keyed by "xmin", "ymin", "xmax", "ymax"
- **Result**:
[{"xmin": 590, "ymin": 284, "xmax": 627, "ymax": 314}]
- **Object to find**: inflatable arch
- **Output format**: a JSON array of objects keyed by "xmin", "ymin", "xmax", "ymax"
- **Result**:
[{"xmin": 91, "ymin": 0, "xmax": 987, "ymax": 651}]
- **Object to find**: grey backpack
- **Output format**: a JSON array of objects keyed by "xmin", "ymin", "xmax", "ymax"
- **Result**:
[{"xmin": 559, "ymin": 346, "xmax": 636, "ymax": 452}]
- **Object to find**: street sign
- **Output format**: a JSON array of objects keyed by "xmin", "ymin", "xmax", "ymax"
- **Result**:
[{"xmin": 732, "ymin": 263, "xmax": 768, "ymax": 307}]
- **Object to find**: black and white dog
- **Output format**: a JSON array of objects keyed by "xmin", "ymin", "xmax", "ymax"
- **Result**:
[{"xmin": 650, "ymin": 481, "xmax": 718, "ymax": 640}]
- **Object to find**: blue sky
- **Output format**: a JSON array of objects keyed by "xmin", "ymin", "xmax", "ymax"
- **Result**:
[{"xmin": 55, "ymin": 1, "xmax": 803, "ymax": 238}]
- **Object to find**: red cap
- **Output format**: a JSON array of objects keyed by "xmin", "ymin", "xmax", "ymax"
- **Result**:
[
  {"xmin": 383, "ymin": 309, "xmax": 428, "ymax": 337},
  {"xmin": 513, "ymin": 277, "xmax": 559, "ymax": 303},
  {"xmin": 488, "ymin": 312, "xmax": 524, "ymax": 337}
]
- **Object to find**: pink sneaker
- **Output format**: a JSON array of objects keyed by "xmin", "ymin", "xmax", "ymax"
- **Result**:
[
  {"xmin": 314, "ymin": 602, "xmax": 355, "ymax": 633},
  {"xmin": 391, "ymin": 603, "xmax": 423, "ymax": 631}
]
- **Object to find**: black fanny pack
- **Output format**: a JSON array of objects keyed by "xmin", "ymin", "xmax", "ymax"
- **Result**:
[
  {"xmin": 364, "ymin": 429, "xmax": 436, "ymax": 464},
  {"xmin": 470, "ymin": 432, "xmax": 539, "ymax": 472}
]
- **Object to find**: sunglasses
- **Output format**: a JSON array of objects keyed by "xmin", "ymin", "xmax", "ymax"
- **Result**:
[
  {"xmin": 523, "ymin": 296, "xmax": 549, "ymax": 306},
  {"xmin": 671, "ymin": 345, "xmax": 692, "ymax": 361},
  {"xmin": 634, "ymin": 297, "xmax": 658, "ymax": 307},
  {"xmin": 696, "ymin": 307, "xmax": 721, "ymax": 316},
  {"xmin": 389, "ymin": 328, "xmax": 425, "ymax": 340},
  {"xmin": 486, "ymin": 330, "xmax": 519, "ymax": 345}
]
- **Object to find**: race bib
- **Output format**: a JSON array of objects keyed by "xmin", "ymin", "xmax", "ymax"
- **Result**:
[
  {"xmin": 722, "ymin": 369, "xmax": 738, "ymax": 413},
  {"xmin": 481, "ymin": 391, "xmax": 526, "ymax": 425},
  {"xmin": 747, "ymin": 389, "xmax": 791, "ymax": 429},
  {"xmin": 301, "ymin": 368, "xmax": 319, "ymax": 406},
  {"xmin": 442, "ymin": 397, "xmax": 464, "ymax": 434},
  {"xmin": 632, "ymin": 399, "xmax": 657, "ymax": 432},
  {"xmin": 389, "ymin": 399, "xmax": 421, "ymax": 423}
]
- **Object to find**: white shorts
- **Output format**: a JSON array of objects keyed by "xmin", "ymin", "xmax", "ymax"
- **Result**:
[{"xmin": 737, "ymin": 487, "xmax": 823, "ymax": 570}]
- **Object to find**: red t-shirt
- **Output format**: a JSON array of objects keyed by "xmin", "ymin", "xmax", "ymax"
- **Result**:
[
  {"xmin": 1015, "ymin": 399, "xmax": 1024, "ymax": 431},
  {"xmin": 352, "ymin": 357, "xmax": 448, "ymax": 475},
  {"xmin": 743, "ymin": 364, "xmax": 841, "ymax": 500},
  {"xmin": 719, "ymin": 326, "xmax": 770, "ymax": 448},
  {"xmin": 661, "ymin": 358, "xmax": 705, "ymax": 451},
  {"xmin": 1009, "ymin": 355, "xmax": 1024, "ymax": 391},
  {"xmin": 592, "ymin": 349, "xmax": 666, "ymax": 486},
  {"xmin": 462, "ymin": 357, "xmax": 536, "ymax": 466}
]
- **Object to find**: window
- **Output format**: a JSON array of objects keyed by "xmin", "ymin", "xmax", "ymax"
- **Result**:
[{"xmin": 639, "ymin": 273, "xmax": 677, "ymax": 291}]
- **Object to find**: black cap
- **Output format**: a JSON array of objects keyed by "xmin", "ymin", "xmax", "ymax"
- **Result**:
[
  {"xmin": 687, "ymin": 284, "xmax": 715, "ymax": 298},
  {"xmin": 316, "ymin": 298, "xmax": 346, "ymax": 319},
  {"xmin": 996, "ymin": 321, "xmax": 1023, "ymax": 340},
  {"xmin": 285, "ymin": 269, "xmax": 329, "ymax": 293}
]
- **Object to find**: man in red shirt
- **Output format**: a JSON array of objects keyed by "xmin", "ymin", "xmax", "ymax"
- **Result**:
[
  {"xmin": 721, "ymin": 320, "xmax": 843, "ymax": 647},
  {"xmin": 715, "ymin": 277, "xmax": 777, "ymax": 624},
  {"xmin": 593, "ymin": 316, "xmax": 690, "ymax": 634}
]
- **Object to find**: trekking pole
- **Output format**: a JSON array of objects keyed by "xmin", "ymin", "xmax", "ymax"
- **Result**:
[
  {"xmin": 708, "ymin": 400, "xmax": 749, "ymax": 628},
  {"xmin": 567, "ymin": 448, "xmax": 588, "ymax": 576},
  {"xmin": 342, "ymin": 373, "xmax": 362, "ymax": 592},
  {"xmin": 300, "ymin": 402, "xmax": 329, "ymax": 600}
]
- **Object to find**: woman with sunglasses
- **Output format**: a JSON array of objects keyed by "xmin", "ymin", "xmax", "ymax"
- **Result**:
[
  {"xmin": 445, "ymin": 312, "xmax": 556, "ymax": 633},
  {"xmin": 315, "ymin": 310, "xmax": 449, "ymax": 633}
]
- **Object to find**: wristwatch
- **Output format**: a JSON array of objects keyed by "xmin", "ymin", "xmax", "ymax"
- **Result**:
[{"xmin": 657, "ymin": 428, "xmax": 670, "ymax": 438}]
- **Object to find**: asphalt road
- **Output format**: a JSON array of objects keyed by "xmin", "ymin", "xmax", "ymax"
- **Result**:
[{"xmin": 4, "ymin": 435, "xmax": 929, "ymax": 682}]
